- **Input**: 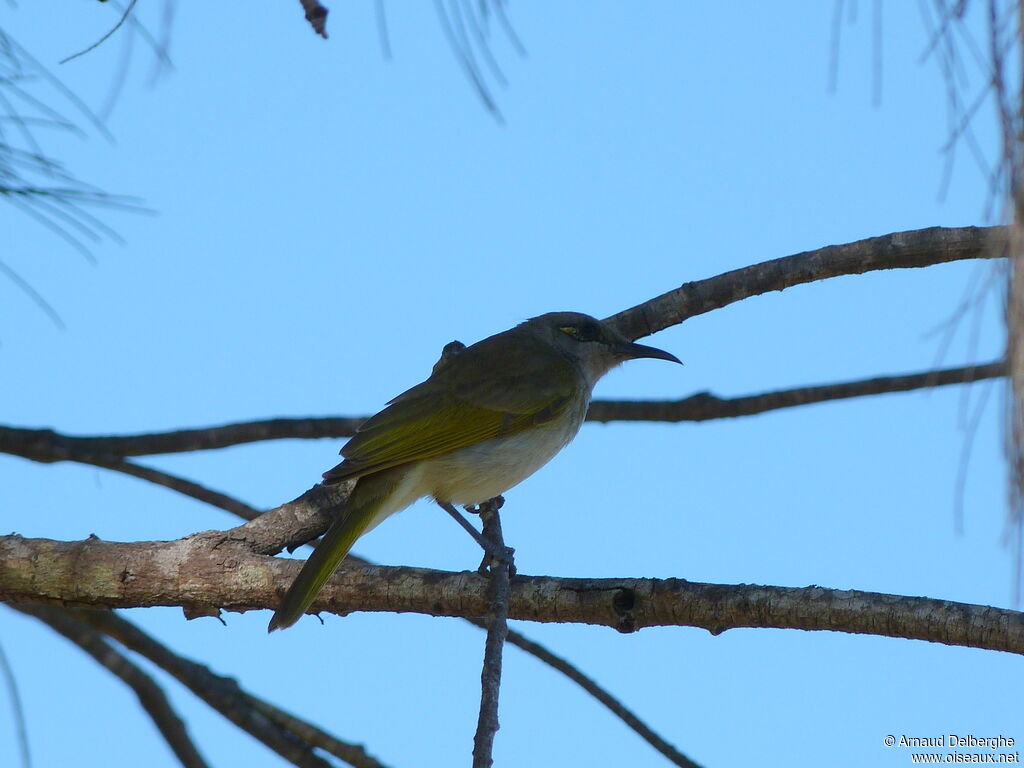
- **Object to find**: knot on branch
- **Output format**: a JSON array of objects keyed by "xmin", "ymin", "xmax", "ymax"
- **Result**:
[{"xmin": 612, "ymin": 587, "xmax": 637, "ymax": 633}]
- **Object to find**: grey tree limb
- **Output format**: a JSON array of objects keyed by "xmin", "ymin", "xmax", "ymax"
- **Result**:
[{"xmin": 2, "ymin": 534, "xmax": 1021, "ymax": 656}]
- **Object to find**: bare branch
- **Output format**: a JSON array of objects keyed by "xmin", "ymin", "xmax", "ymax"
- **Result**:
[
  {"xmin": 605, "ymin": 225, "xmax": 1005, "ymax": 342},
  {"xmin": 18, "ymin": 444, "xmax": 697, "ymax": 768},
  {"xmin": 586, "ymin": 360, "xmax": 1006, "ymax": 423},
  {"xmin": 0, "ymin": 417, "xmax": 366, "ymax": 459},
  {"xmin": 63, "ymin": 608, "xmax": 387, "ymax": 768},
  {"xmin": 472, "ymin": 498, "xmax": 512, "ymax": 768},
  {"xmin": 0, "ymin": 224, "xmax": 1004, "ymax": 463},
  {"xmin": 2, "ymin": 534, "xmax": 1022, "ymax": 656},
  {"xmin": 16, "ymin": 604, "xmax": 209, "ymax": 768},
  {"xmin": 0, "ymin": 638, "xmax": 31, "ymax": 768},
  {"xmin": 59, "ymin": 0, "xmax": 140, "ymax": 65}
]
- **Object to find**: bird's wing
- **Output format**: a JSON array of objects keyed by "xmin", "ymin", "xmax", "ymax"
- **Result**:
[{"xmin": 322, "ymin": 331, "xmax": 580, "ymax": 484}]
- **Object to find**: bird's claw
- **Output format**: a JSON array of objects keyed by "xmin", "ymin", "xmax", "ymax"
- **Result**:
[{"xmin": 477, "ymin": 545, "xmax": 516, "ymax": 576}]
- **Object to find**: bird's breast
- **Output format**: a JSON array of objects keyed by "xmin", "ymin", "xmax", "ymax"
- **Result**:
[{"xmin": 422, "ymin": 404, "xmax": 586, "ymax": 506}]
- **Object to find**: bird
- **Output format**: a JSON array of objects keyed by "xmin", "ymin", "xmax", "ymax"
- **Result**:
[{"xmin": 268, "ymin": 311, "xmax": 680, "ymax": 631}]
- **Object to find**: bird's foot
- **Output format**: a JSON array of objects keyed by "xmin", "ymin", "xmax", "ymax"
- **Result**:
[
  {"xmin": 465, "ymin": 495, "xmax": 505, "ymax": 516},
  {"xmin": 477, "ymin": 545, "xmax": 516, "ymax": 576}
]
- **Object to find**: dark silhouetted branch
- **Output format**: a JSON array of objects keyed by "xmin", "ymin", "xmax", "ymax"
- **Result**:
[
  {"xmin": 298, "ymin": 0, "xmax": 329, "ymax": 38},
  {"xmin": 17, "ymin": 604, "xmax": 210, "ymax": 768},
  {"xmin": 472, "ymin": 498, "xmax": 512, "ymax": 768},
  {"xmin": 586, "ymin": 360, "xmax": 1006, "ymax": 423},
  {"xmin": 66, "ymin": 608, "xmax": 387, "ymax": 768},
  {"xmin": 606, "ymin": 225, "xmax": 1005, "ymax": 341}
]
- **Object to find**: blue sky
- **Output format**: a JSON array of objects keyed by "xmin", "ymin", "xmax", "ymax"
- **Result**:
[{"xmin": 0, "ymin": 3, "xmax": 1016, "ymax": 767}]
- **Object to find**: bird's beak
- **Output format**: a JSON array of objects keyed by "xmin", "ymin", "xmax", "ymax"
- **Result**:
[{"xmin": 616, "ymin": 341, "xmax": 682, "ymax": 365}]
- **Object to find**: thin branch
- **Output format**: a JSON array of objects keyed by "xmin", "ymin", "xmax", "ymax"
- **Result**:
[
  {"xmin": 242, "ymin": 696, "xmax": 388, "ymax": 768},
  {"xmin": 59, "ymin": 0, "xmax": 139, "ymax": 65},
  {"xmin": 492, "ymin": 0, "xmax": 525, "ymax": 57},
  {"xmin": 359, "ymin": 549, "xmax": 703, "ymax": 768},
  {"xmin": 63, "ymin": 608, "xmax": 387, "ymax": 768},
  {"xmin": 0, "ymin": 225, "xmax": 1003, "ymax": 459},
  {"xmin": 92, "ymin": 458, "xmax": 263, "ymax": 521},
  {"xmin": 88, "ymin": 454, "xmax": 700, "ymax": 768},
  {"xmin": 496, "ymin": 626, "xmax": 701, "ymax": 768},
  {"xmin": 0, "ymin": 417, "xmax": 366, "ymax": 459},
  {"xmin": 0, "ymin": 360, "xmax": 1004, "ymax": 462},
  {"xmin": 15, "ymin": 604, "xmax": 209, "ymax": 768},
  {"xmin": 0, "ymin": 257, "xmax": 64, "ymax": 329},
  {"xmin": 586, "ymin": 360, "xmax": 1007, "ymax": 423},
  {"xmin": 0, "ymin": 639, "xmax": 31, "ymax": 768},
  {"xmin": 373, "ymin": 0, "xmax": 392, "ymax": 60},
  {"xmin": 433, "ymin": 0, "xmax": 502, "ymax": 119},
  {"xmin": 604, "ymin": 225, "xmax": 1005, "ymax": 342},
  {"xmin": 29, "ymin": 448, "xmax": 699, "ymax": 768},
  {"xmin": 3, "ymin": 534, "xmax": 1023, "ymax": 656},
  {"xmin": 472, "ymin": 498, "xmax": 511, "ymax": 768}
]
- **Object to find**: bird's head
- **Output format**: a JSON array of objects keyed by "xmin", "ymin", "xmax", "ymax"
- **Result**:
[{"xmin": 524, "ymin": 312, "xmax": 681, "ymax": 386}]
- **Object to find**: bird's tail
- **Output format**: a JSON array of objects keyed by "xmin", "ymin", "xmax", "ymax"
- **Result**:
[{"xmin": 267, "ymin": 477, "xmax": 387, "ymax": 632}]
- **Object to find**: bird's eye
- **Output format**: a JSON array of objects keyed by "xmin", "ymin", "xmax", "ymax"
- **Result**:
[{"xmin": 560, "ymin": 323, "xmax": 600, "ymax": 342}]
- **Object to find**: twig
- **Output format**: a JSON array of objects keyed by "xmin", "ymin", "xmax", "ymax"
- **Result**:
[
  {"xmin": 0, "ymin": 257, "xmax": 65, "ymax": 329},
  {"xmin": 0, "ymin": 639, "xmax": 31, "ymax": 768},
  {"xmin": 472, "ymin": 497, "xmax": 512, "ymax": 768},
  {"xmin": 59, "ymin": 0, "xmax": 139, "ymax": 64},
  {"xmin": 16, "ymin": 604, "xmax": 209, "ymax": 768}
]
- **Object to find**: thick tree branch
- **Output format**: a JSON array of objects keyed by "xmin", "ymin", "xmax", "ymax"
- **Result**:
[
  {"xmin": 353, "ymin": 553, "xmax": 702, "ymax": 768},
  {"xmin": 2, "ymin": 534, "xmax": 1021, "ymax": 656},
  {"xmin": 2, "ymin": 224, "xmax": 1008, "ymax": 768},
  {"xmin": 17, "ymin": 604, "xmax": 210, "ymax": 768},
  {"xmin": 605, "ymin": 225, "xmax": 1005, "ymax": 341}
]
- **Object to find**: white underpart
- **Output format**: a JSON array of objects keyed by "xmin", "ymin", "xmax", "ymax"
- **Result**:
[{"xmin": 362, "ymin": 394, "xmax": 590, "ymax": 533}]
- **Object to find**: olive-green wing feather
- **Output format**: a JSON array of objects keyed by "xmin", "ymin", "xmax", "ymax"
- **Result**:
[
  {"xmin": 268, "ymin": 469, "xmax": 399, "ymax": 631},
  {"xmin": 322, "ymin": 328, "xmax": 581, "ymax": 484}
]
